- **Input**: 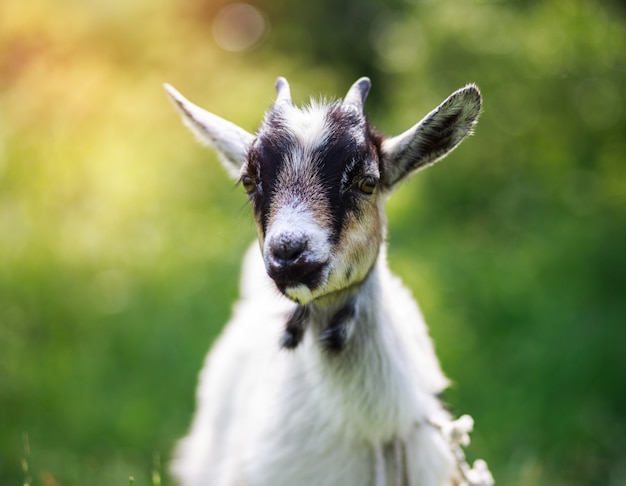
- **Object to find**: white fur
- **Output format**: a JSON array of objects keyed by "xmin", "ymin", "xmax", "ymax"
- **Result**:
[
  {"xmin": 280, "ymin": 101, "xmax": 331, "ymax": 151},
  {"xmin": 171, "ymin": 243, "xmax": 457, "ymax": 486}
]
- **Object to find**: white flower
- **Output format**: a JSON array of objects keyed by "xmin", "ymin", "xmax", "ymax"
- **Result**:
[
  {"xmin": 442, "ymin": 414, "xmax": 474, "ymax": 447},
  {"xmin": 466, "ymin": 459, "xmax": 495, "ymax": 486},
  {"xmin": 427, "ymin": 414, "xmax": 494, "ymax": 485}
]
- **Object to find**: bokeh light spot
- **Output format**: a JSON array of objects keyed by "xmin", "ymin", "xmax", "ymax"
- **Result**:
[{"xmin": 212, "ymin": 3, "xmax": 269, "ymax": 52}]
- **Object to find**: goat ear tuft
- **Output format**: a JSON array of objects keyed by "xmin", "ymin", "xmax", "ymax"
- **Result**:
[
  {"xmin": 164, "ymin": 83, "xmax": 254, "ymax": 179},
  {"xmin": 381, "ymin": 84, "xmax": 482, "ymax": 188}
]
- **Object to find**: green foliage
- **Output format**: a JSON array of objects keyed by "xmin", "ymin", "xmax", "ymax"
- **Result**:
[{"xmin": 1, "ymin": 0, "xmax": 624, "ymax": 484}]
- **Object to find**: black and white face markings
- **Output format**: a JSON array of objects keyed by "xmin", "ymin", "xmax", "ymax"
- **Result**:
[
  {"xmin": 166, "ymin": 77, "xmax": 482, "ymax": 352},
  {"xmin": 240, "ymin": 100, "xmax": 385, "ymax": 306}
]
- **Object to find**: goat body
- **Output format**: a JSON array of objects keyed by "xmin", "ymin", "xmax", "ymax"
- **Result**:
[{"xmin": 165, "ymin": 77, "xmax": 492, "ymax": 486}]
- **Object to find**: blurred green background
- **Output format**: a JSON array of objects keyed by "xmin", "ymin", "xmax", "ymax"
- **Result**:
[{"xmin": 1, "ymin": 0, "xmax": 625, "ymax": 484}]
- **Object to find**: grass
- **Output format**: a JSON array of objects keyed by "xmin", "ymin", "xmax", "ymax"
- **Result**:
[{"xmin": 2, "ymin": 0, "xmax": 625, "ymax": 484}]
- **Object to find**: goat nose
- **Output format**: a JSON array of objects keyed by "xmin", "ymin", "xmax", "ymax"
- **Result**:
[{"xmin": 270, "ymin": 234, "xmax": 307, "ymax": 263}]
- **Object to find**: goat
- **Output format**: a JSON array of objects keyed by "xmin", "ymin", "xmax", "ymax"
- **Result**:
[{"xmin": 164, "ymin": 77, "xmax": 493, "ymax": 486}]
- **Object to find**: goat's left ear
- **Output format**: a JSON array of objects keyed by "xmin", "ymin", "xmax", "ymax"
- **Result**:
[
  {"xmin": 381, "ymin": 84, "xmax": 482, "ymax": 189},
  {"xmin": 164, "ymin": 84, "xmax": 254, "ymax": 179}
]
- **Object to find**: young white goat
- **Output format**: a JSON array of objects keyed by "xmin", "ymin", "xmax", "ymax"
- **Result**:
[{"xmin": 165, "ymin": 77, "xmax": 493, "ymax": 486}]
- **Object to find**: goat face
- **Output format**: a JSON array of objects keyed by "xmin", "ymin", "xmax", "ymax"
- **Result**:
[
  {"xmin": 165, "ymin": 77, "xmax": 481, "ymax": 304},
  {"xmin": 241, "ymin": 93, "xmax": 385, "ymax": 304}
]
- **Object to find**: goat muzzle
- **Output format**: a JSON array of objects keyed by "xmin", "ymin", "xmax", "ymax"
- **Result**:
[{"xmin": 265, "ymin": 234, "xmax": 328, "ymax": 292}]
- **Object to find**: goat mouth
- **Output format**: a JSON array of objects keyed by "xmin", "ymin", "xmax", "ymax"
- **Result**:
[{"xmin": 268, "ymin": 261, "xmax": 328, "ymax": 297}]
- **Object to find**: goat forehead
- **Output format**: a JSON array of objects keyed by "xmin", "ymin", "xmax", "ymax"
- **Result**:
[
  {"xmin": 281, "ymin": 101, "xmax": 333, "ymax": 149},
  {"xmin": 249, "ymin": 101, "xmax": 380, "ymax": 238},
  {"xmin": 255, "ymin": 102, "xmax": 372, "ymax": 179},
  {"xmin": 268, "ymin": 101, "xmax": 366, "ymax": 143}
]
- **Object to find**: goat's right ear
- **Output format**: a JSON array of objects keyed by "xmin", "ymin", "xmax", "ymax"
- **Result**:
[
  {"xmin": 380, "ymin": 84, "xmax": 482, "ymax": 189},
  {"xmin": 164, "ymin": 84, "xmax": 254, "ymax": 179}
]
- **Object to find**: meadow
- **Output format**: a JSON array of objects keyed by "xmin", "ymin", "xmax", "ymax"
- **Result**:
[{"xmin": 1, "ymin": 1, "xmax": 625, "ymax": 484}]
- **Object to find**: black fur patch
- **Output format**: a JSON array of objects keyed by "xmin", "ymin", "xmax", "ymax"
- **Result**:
[
  {"xmin": 322, "ymin": 105, "xmax": 378, "ymax": 243},
  {"xmin": 319, "ymin": 298, "xmax": 357, "ymax": 353},
  {"xmin": 281, "ymin": 304, "xmax": 310, "ymax": 349},
  {"xmin": 245, "ymin": 115, "xmax": 293, "ymax": 235}
]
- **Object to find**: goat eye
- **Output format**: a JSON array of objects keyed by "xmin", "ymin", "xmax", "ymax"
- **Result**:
[
  {"xmin": 241, "ymin": 175, "xmax": 258, "ymax": 194},
  {"xmin": 356, "ymin": 176, "xmax": 378, "ymax": 195}
]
